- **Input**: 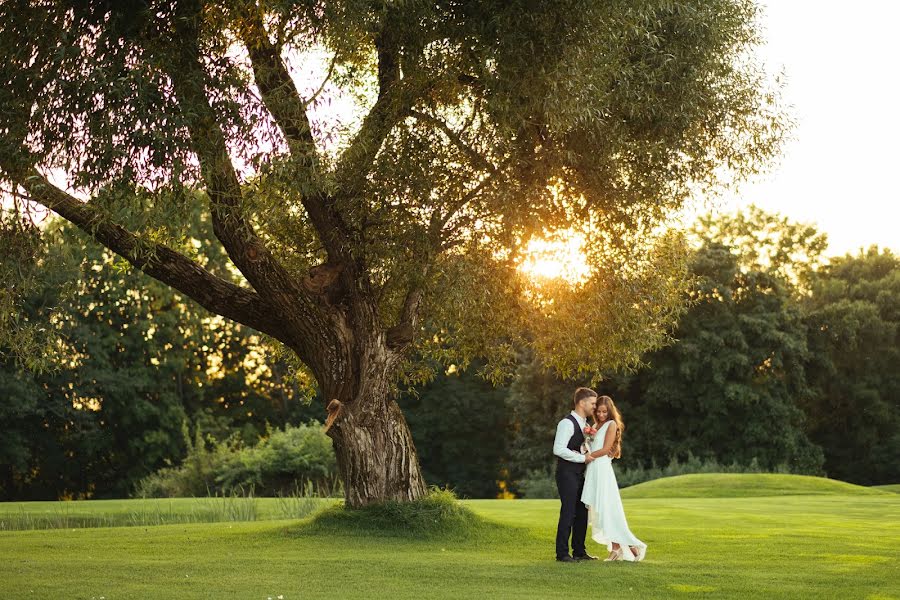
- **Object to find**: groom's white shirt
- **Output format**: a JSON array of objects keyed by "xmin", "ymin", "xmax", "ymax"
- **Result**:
[{"xmin": 553, "ymin": 410, "xmax": 587, "ymax": 463}]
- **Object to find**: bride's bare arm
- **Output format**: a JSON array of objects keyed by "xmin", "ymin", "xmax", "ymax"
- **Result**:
[{"xmin": 589, "ymin": 422, "xmax": 617, "ymax": 458}]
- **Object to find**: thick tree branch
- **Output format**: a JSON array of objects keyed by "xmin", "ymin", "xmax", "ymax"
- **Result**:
[
  {"xmin": 235, "ymin": 6, "xmax": 351, "ymax": 259},
  {"xmin": 237, "ymin": 9, "xmax": 318, "ymax": 160},
  {"xmin": 166, "ymin": 6, "xmax": 312, "ymax": 320},
  {"xmin": 385, "ymin": 284, "xmax": 423, "ymax": 351},
  {"xmin": 334, "ymin": 18, "xmax": 419, "ymax": 202},
  {"xmin": 130, "ymin": 3, "xmax": 360, "ymax": 387},
  {"xmin": 4, "ymin": 167, "xmax": 286, "ymax": 343}
]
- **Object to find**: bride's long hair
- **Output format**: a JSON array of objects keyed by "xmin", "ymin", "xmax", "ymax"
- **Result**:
[{"xmin": 594, "ymin": 395, "xmax": 624, "ymax": 459}]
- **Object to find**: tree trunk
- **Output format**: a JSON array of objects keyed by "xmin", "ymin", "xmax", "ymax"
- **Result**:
[{"xmin": 324, "ymin": 344, "xmax": 428, "ymax": 508}]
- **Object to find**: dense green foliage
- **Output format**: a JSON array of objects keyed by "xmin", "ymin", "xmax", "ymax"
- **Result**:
[
  {"xmin": 135, "ymin": 422, "xmax": 338, "ymax": 498},
  {"xmin": 503, "ymin": 232, "xmax": 828, "ymax": 488},
  {"xmin": 802, "ymin": 248, "xmax": 900, "ymax": 485},
  {"xmin": 397, "ymin": 365, "xmax": 509, "ymax": 498},
  {"xmin": 504, "ymin": 208, "xmax": 898, "ymax": 489},
  {"xmin": 0, "ymin": 221, "xmax": 321, "ymax": 500},
  {"xmin": 604, "ymin": 209, "xmax": 828, "ymax": 474},
  {"xmin": 504, "ymin": 356, "xmax": 572, "ymax": 488},
  {"xmin": 607, "ymin": 240, "xmax": 825, "ymax": 474},
  {"xmin": 3, "ymin": 203, "xmax": 898, "ymax": 500}
]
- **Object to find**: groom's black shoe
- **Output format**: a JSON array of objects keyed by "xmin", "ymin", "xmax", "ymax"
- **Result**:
[
  {"xmin": 556, "ymin": 555, "xmax": 577, "ymax": 563},
  {"xmin": 573, "ymin": 553, "xmax": 598, "ymax": 561}
]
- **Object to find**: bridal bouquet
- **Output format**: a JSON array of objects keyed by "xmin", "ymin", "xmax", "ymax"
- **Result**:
[{"xmin": 581, "ymin": 425, "xmax": 598, "ymax": 454}]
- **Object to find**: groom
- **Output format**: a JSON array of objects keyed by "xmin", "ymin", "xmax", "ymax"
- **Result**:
[{"xmin": 553, "ymin": 387, "xmax": 598, "ymax": 562}]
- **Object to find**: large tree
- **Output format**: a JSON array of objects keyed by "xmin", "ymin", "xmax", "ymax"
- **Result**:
[
  {"xmin": 0, "ymin": 0, "xmax": 785, "ymax": 506},
  {"xmin": 802, "ymin": 248, "xmax": 900, "ymax": 485},
  {"xmin": 609, "ymin": 240, "xmax": 825, "ymax": 473}
]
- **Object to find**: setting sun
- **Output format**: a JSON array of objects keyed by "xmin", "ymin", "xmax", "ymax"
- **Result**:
[{"xmin": 517, "ymin": 232, "xmax": 591, "ymax": 284}]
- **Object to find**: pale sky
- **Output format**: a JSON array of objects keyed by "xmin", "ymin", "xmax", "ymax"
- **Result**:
[{"xmin": 710, "ymin": 0, "xmax": 900, "ymax": 257}]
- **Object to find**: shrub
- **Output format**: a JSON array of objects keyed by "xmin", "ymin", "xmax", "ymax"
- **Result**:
[
  {"xmin": 136, "ymin": 422, "xmax": 340, "ymax": 498},
  {"xmin": 517, "ymin": 470, "xmax": 560, "ymax": 500}
]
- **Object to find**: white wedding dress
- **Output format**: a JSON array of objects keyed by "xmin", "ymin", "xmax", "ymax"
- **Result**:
[{"xmin": 580, "ymin": 420, "xmax": 647, "ymax": 561}]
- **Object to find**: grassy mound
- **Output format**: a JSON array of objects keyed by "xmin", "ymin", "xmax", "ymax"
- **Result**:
[
  {"xmin": 620, "ymin": 473, "xmax": 893, "ymax": 499},
  {"xmin": 292, "ymin": 488, "xmax": 520, "ymax": 541},
  {"xmin": 873, "ymin": 483, "xmax": 900, "ymax": 494}
]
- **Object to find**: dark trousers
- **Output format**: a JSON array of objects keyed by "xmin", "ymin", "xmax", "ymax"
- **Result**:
[{"xmin": 555, "ymin": 465, "xmax": 588, "ymax": 558}]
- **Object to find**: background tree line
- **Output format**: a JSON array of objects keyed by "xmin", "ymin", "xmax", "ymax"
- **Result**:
[
  {"xmin": 1, "ymin": 211, "xmax": 321, "ymax": 500},
  {"xmin": 2, "ymin": 207, "xmax": 897, "ymax": 500}
]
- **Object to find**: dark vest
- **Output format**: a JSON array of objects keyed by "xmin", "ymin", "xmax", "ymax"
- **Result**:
[{"xmin": 556, "ymin": 414, "xmax": 586, "ymax": 473}]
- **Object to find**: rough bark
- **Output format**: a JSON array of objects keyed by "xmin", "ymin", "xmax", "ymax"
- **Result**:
[
  {"xmin": 323, "ymin": 341, "xmax": 428, "ymax": 508},
  {"xmin": 329, "ymin": 390, "xmax": 428, "ymax": 508}
]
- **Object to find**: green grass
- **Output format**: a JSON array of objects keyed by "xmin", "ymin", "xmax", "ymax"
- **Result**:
[
  {"xmin": 873, "ymin": 484, "xmax": 900, "ymax": 494},
  {"xmin": 621, "ymin": 473, "xmax": 893, "ymax": 499},
  {"xmin": 1, "ymin": 476, "xmax": 899, "ymax": 599},
  {"xmin": 0, "ymin": 496, "xmax": 333, "ymax": 530}
]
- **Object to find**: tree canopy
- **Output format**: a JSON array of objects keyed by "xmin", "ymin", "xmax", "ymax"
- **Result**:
[{"xmin": 1, "ymin": 0, "xmax": 786, "ymax": 379}]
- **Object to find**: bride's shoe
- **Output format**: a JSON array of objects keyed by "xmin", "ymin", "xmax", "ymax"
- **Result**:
[{"xmin": 604, "ymin": 548, "xmax": 623, "ymax": 562}]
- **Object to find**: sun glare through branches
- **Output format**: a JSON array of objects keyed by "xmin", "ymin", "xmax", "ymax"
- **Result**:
[{"xmin": 517, "ymin": 232, "xmax": 591, "ymax": 285}]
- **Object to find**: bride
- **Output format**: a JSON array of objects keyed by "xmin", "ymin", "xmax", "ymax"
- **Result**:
[{"xmin": 580, "ymin": 395, "xmax": 647, "ymax": 562}]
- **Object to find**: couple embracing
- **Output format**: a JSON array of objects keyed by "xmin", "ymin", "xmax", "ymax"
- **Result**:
[{"xmin": 553, "ymin": 387, "xmax": 647, "ymax": 563}]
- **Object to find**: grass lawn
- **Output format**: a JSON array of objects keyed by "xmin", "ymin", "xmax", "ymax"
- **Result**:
[
  {"xmin": 1, "ymin": 475, "xmax": 898, "ymax": 600},
  {"xmin": 874, "ymin": 484, "xmax": 900, "ymax": 494},
  {"xmin": 0, "ymin": 496, "xmax": 332, "ymax": 530}
]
